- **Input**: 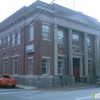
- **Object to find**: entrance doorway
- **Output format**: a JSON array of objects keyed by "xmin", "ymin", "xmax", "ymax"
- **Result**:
[{"xmin": 73, "ymin": 58, "xmax": 80, "ymax": 82}]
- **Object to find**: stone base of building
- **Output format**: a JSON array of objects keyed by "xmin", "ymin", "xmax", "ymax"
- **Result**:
[
  {"xmin": 11, "ymin": 75, "xmax": 91, "ymax": 87},
  {"xmin": 12, "ymin": 75, "xmax": 63, "ymax": 87},
  {"xmin": 71, "ymin": 76, "xmax": 75, "ymax": 84}
]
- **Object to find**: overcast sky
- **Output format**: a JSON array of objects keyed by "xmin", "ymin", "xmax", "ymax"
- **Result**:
[{"xmin": 0, "ymin": 0, "xmax": 100, "ymax": 22}]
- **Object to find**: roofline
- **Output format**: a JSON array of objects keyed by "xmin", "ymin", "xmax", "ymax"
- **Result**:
[
  {"xmin": 0, "ymin": 6, "xmax": 56, "ymax": 31},
  {"xmin": 0, "ymin": 6, "xmax": 100, "ymax": 31}
]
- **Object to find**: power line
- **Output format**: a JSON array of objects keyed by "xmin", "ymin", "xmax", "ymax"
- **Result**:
[{"xmin": 0, "ymin": 0, "xmax": 55, "ymax": 50}]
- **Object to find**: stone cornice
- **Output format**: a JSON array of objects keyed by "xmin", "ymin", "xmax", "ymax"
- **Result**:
[{"xmin": 0, "ymin": 5, "xmax": 100, "ymax": 34}]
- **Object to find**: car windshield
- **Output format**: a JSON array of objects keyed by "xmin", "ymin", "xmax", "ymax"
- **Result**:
[{"xmin": 3, "ymin": 75, "xmax": 10, "ymax": 78}]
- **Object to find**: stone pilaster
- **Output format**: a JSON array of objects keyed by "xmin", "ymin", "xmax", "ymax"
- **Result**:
[
  {"xmin": 84, "ymin": 33, "xmax": 88, "ymax": 76},
  {"xmin": 68, "ymin": 28, "xmax": 73, "ymax": 76},
  {"xmin": 95, "ymin": 36, "xmax": 100, "ymax": 76},
  {"xmin": 54, "ymin": 25, "xmax": 58, "ymax": 75}
]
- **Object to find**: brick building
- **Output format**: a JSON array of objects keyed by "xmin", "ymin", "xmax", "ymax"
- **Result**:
[{"xmin": 0, "ymin": 1, "xmax": 100, "ymax": 87}]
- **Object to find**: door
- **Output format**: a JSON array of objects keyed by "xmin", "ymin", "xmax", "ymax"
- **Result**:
[{"xmin": 73, "ymin": 58, "xmax": 80, "ymax": 82}]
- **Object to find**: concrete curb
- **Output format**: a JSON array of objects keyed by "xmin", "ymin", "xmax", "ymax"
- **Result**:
[
  {"xmin": 16, "ymin": 84, "xmax": 98, "ymax": 91},
  {"xmin": 16, "ymin": 85, "xmax": 37, "ymax": 89},
  {"xmin": 37, "ymin": 85, "xmax": 98, "ymax": 91}
]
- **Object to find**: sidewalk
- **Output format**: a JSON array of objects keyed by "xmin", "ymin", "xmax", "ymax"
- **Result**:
[
  {"xmin": 16, "ymin": 84, "xmax": 37, "ymax": 89},
  {"xmin": 16, "ymin": 83, "xmax": 98, "ymax": 91},
  {"xmin": 37, "ymin": 83, "xmax": 98, "ymax": 91}
]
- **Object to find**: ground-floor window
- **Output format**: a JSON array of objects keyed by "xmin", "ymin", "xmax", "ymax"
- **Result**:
[
  {"xmin": 58, "ymin": 56, "xmax": 64, "ymax": 75},
  {"xmin": 3, "ymin": 59, "xmax": 8, "ymax": 74},
  {"xmin": 28, "ymin": 57, "xmax": 33, "ymax": 75},
  {"xmin": 12, "ymin": 57, "xmax": 18, "ymax": 74},
  {"xmin": 88, "ymin": 60, "xmax": 92, "ymax": 76},
  {"xmin": 42, "ymin": 59, "xmax": 50, "ymax": 75}
]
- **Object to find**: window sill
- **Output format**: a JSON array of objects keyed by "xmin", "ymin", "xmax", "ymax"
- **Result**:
[
  {"xmin": 58, "ymin": 43, "xmax": 65, "ymax": 45},
  {"xmin": 42, "ymin": 38, "xmax": 51, "ymax": 41},
  {"xmin": 73, "ymin": 45, "xmax": 80, "ymax": 48},
  {"xmin": 28, "ymin": 40, "xmax": 34, "ymax": 42}
]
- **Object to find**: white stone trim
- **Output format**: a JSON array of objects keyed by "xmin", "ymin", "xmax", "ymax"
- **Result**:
[
  {"xmin": 28, "ymin": 56, "xmax": 34, "ymax": 59},
  {"xmin": 41, "ymin": 74, "xmax": 50, "ymax": 77},
  {"xmin": 42, "ymin": 38, "xmax": 51, "ymax": 41},
  {"xmin": 11, "ymin": 55, "xmax": 20, "ymax": 58},
  {"xmin": 11, "ymin": 31, "xmax": 15, "ymax": 34},
  {"xmin": 2, "ymin": 57, "xmax": 9, "ymax": 59},
  {"xmin": 7, "ymin": 34, "xmax": 11, "ymax": 36},
  {"xmin": 29, "ymin": 24, "xmax": 34, "ymax": 27},
  {"xmin": 42, "ymin": 56, "xmax": 51, "ymax": 59},
  {"xmin": 42, "ymin": 21, "xmax": 51, "ymax": 25},
  {"xmin": 58, "ymin": 54, "xmax": 67, "ymax": 57}
]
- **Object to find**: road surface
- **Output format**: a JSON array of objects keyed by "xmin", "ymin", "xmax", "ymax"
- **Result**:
[{"xmin": 0, "ymin": 87, "xmax": 100, "ymax": 100}]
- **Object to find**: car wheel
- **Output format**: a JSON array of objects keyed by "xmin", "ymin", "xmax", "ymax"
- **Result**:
[{"xmin": 12, "ymin": 85, "xmax": 15, "ymax": 88}]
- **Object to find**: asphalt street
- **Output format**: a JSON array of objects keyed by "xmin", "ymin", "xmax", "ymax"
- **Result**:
[{"xmin": 0, "ymin": 87, "xmax": 100, "ymax": 100}]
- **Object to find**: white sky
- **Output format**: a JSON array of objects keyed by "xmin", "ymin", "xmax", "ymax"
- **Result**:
[{"xmin": 0, "ymin": 0, "xmax": 100, "ymax": 22}]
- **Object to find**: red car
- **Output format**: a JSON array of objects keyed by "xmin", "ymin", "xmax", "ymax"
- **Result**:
[{"xmin": 0, "ymin": 74, "xmax": 17, "ymax": 88}]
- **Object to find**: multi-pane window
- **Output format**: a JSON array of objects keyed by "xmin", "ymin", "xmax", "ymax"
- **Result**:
[
  {"xmin": 7, "ymin": 36, "xmax": 10, "ymax": 48},
  {"xmin": 12, "ymin": 57, "xmax": 18, "ymax": 74},
  {"xmin": 0, "ymin": 39, "xmax": 2, "ymax": 50},
  {"xmin": 29, "ymin": 26, "xmax": 34, "ymax": 41},
  {"xmin": 11, "ymin": 34, "xmax": 15, "ymax": 46},
  {"xmin": 58, "ymin": 57, "xmax": 64, "ymax": 75},
  {"xmin": 88, "ymin": 60, "xmax": 92, "ymax": 76},
  {"xmin": 42, "ymin": 59, "xmax": 50, "ymax": 75},
  {"xmin": 2, "ymin": 38, "xmax": 6, "ymax": 49},
  {"xmin": 42, "ymin": 24, "xmax": 50, "ymax": 40},
  {"xmin": 58, "ymin": 30, "xmax": 64, "ymax": 43},
  {"xmin": 28, "ymin": 58, "xmax": 33, "ymax": 75},
  {"xmin": 16, "ymin": 31, "xmax": 21, "ymax": 45},
  {"xmin": 3, "ymin": 59, "xmax": 8, "ymax": 74},
  {"xmin": 87, "ymin": 36, "xmax": 92, "ymax": 48},
  {"xmin": 72, "ymin": 34, "xmax": 79, "ymax": 46}
]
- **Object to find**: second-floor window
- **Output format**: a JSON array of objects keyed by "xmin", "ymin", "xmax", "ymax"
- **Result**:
[
  {"xmin": 42, "ymin": 24, "xmax": 50, "ymax": 40},
  {"xmin": 29, "ymin": 26, "xmax": 34, "ymax": 41},
  {"xmin": 72, "ymin": 34, "xmax": 79, "ymax": 46},
  {"xmin": 11, "ymin": 34, "xmax": 15, "ymax": 46},
  {"xmin": 58, "ymin": 29, "xmax": 64, "ymax": 44},
  {"xmin": 2, "ymin": 38, "xmax": 6, "ymax": 49},
  {"xmin": 0, "ymin": 39, "xmax": 2, "ymax": 50},
  {"xmin": 7, "ymin": 36, "xmax": 10, "ymax": 48},
  {"xmin": 87, "ymin": 36, "xmax": 92, "ymax": 48},
  {"xmin": 16, "ymin": 31, "xmax": 21, "ymax": 45}
]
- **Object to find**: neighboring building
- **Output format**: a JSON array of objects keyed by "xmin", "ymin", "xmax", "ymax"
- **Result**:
[{"xmin": 0, "ymin": 1, "xmax": 100, "ymax": 87}]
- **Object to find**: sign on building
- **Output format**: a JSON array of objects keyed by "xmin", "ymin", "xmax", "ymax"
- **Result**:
[{"xmin": 26, "ymin": 44, "xmax": 35, "ymax": 53}]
